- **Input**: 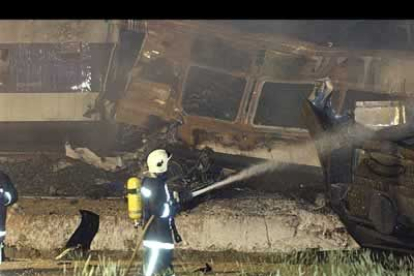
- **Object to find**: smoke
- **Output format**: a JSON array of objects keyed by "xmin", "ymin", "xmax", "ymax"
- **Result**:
[{"xmin": 192, "ymin": 123, "xmax": 378, "ymax": 198}]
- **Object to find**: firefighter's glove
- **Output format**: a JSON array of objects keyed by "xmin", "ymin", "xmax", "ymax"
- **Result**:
[
  {"xmin": 133, "ymin": 220, "xmax": 143, "ymax": 228},
  {"xmin": 176, "ymin": 189, "xmax": 193, "ymax": 203}
]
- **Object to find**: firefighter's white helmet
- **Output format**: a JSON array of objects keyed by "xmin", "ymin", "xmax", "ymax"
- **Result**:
[{"xmin": 147, "ymin": 149, "xmax": 172, "ymax": 174}]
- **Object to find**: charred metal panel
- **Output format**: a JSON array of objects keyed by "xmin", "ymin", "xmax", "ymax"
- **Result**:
[
  {"xmin": 301, "ymin": 79, "xmax": 414, "ymax": 253},
  {"xmin": 261, "ymin": 51, "xmax": 319, "ymax": 79},
  {"xmin": 182, "ymin": 66, "xmax": 246, "ymax": 121},
  {"xmin": 148, "ymin": 21, "xmax": 413, "ymax": 91},
  {"xmin": 140, "ymin": 23, "xmax": 194, "ymax": 65},
  {"xmin": 90, "ymin": 44, "xmax": 113, "ymax": 92},
  {"xmin": 262, "ymin": 53, "xmax": 307, "ymax": 79},
  {"xmin": 1, "ymin": 43, "xmax": 112, "ymax": 93},
  {"xmin": 347, "ymin": 58, "xmax": 366, "ymax": 85},
  {"xmin": 339, "ymin": 21, "xmax": 409, "ymax": 51},
  {"xmin": 191, "ymin": 36, "xmax": 251, "ymax": 72},
  {"xmin": 227, "ymin": 20, "xmax": 414, "ymax": 51},
  {"xmin": 112, "ymin": 27, "xmax": 188, "ymax": 128},
  {"xmin": 365, "ymin": 58, "xmax": 382, "ymax": 90},
  {"xmin": 104, "ymin": 30, "xmax": 145, "ymax": 101},
  {"xmin": 373, "ymin": 59, "xmax": 414, "ymax": 94},
  {"xmin": 116, "ymin": 81, "xmax": 172, "ymax": 126},
  {"xmin": 254, "ymin": 82, "xmax": 314, "ymax": 128},
  {"xmin": 354, "ymin": 150, "xmax": 402, "ymax": 185},
  {"xmin": 139, "ymin": 58, "xmax": 178, "ymax": 85},
  {"xmin": 345, "ymin": 184, "xmax": 372, "ymax": 218},
  {"xmin": 111, "ymin": 20, "xmax": 414, "ymax": 175}
]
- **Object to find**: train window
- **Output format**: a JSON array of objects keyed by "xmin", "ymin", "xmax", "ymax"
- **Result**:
[
  {"xmin": 355, "ymin": 101, "xmax": 407, "ymax": 130},
  {"xmin": 4, "ymin": 43, "xmax": 112, "ymax": 93},
  {"xmin": 182, "ymin": 66, "xmax": 246, "ymax": 121},
  {"xmin": 343, "ymin": 90, "xmax": 400, "ymax": 111},
  {"xmin": 344, "ymin": 89, "xmax": 414, "ymax": 128},
  {"xmin": 253, "ymin": 82, "xmax": 314, "ymax": 128}
]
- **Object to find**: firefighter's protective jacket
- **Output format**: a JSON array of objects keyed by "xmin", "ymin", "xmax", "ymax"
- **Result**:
[
  {"xmin": 141, "ymin": 174, "xmax": 177, "ymax": 245},
  {"xmin": 0, "ymin": 171, "xmax": 17, "ymax": 207},
  {"xmin": 0, "ymin": 170, "xmax": 18, "ymax": 253}
]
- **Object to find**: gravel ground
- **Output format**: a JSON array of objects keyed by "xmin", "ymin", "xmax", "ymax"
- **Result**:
[{"xmin": 0, "ymin": 155, "xmax": 131, "ymax": 198}]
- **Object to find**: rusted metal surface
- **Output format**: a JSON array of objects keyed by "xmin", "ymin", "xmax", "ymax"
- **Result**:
[
  {"xmin": 116, "ymin": 81, "xmax": 173, "ymax": 126},
  {"xmin": 112, "ymin": 20, "xmax": 414, "ymax": 165},
  {"xmin": 301, "ymin": 78, "xmax": 414, "ymax": 253}
]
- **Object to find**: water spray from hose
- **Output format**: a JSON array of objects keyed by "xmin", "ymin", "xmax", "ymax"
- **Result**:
[
  {"xmin": 192, "ymin": 159, "xmax": 288, "ymax": 197},
  {"xmin": 192, "ymin": 123, "xmax": 378, "ymax": 198}
]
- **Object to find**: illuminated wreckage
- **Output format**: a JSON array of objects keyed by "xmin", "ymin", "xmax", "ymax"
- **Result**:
[
  {"xmin": 302, "ymin": 78, "xmax": 414, "ymax": 253},
  {"xmin": 57, "ymin": 78, "xmax": 414, "ymax": 257}
]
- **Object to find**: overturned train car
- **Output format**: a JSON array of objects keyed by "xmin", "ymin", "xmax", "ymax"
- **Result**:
[{"xmin": 302, "ymin": 78, "xmax": 414, "ymax": 253}]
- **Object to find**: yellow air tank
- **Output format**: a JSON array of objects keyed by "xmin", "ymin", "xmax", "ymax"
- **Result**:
[{"xmin": 127, "ymin": 177, "xmax": 142, "ymax": 225}]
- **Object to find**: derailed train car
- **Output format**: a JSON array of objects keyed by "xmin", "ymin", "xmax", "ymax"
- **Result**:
[
  {"xmin": 2, "ymin": 20, "xmax": 414, "ymax": 165},
  {"xmin": 111, "ymin": 21, "xmax": 414, "ymax": 164},
  {"xmin": 106, "ymin": 20, "xmax": 414, "ymax": 190},
  {"xmin": 302, "ymin": 78, "xmax": 414, "ymax": 253},
  {"xmin": 4, "ymin": 20, "xmax": 414, "ymax": 253},
  {"xmin": 109, "ymin": 21, "xmax": 414, "ymax": 251}
]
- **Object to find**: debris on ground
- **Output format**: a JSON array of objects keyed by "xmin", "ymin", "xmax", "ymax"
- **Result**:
[
  {"xmin": 0, "ymin": 145, "xmax": 226, "ymax": 199},
  {"xmin": 0, "ymin": 155, "xmax": 130, "ymax": 198},
  {"xmin": 65, "ymin": 142, "xmax": 123, "ymax": 172}
]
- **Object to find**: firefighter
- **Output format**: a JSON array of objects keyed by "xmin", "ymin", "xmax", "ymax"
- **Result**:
[
  {"xmin": 0, "ymin": 171, "xmax": 18, "ymax": 264},
  {"xmin": 141, "ymin": 149, "xmax": 192, "ymax": 276}
]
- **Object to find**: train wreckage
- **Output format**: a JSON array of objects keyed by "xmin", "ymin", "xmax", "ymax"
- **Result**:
[
  {"xmin": 4, "ymin": 20, "xmax": 414, "ymax": 255},
  {"xmin": 302, "ymin": 78, "xmax": 414, "ymax": 253}
]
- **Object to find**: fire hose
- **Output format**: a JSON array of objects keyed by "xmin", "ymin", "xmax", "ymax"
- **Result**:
[
  {"xmin": 124, "ymin": 215, "xmax": 155, "ymax": 276},
  {"xmin": 123, "ymin": 158, "xmax": 253, "ymax": 275},
  {"xmin": 191, "ymin": 159, "xmax": 285, "ymax": 198},
  {"xmin": 191, "ymin": 173, "xmax": 240, "ymax": 198}
]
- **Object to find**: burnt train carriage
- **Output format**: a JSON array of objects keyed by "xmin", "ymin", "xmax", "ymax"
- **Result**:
[
  {"xmin": 302, "ymin": 78, "xmax": 414, "ymax": 253},
  {"xmin": 115, "ymin": 21, "xmax": 414, "ymax": 167}
]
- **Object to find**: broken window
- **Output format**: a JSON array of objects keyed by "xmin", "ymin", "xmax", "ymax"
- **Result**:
[
  {"xmin": 343, "ymin": 90, "xmax": 402, "ymax": 111},
  {"xmin": 182, "ymin": 66, "xmax": 246, "ymax": 121},
  {"xmin": 4, "ymin": 43, "xmax": 112, "ymax": 93},
  {"xmin": 343, "ymin": 89, "xmax": 414, "ymax": 125},
  {"xmin": 354, "ymin": 101, "xmax": 407, "ymax": 130},
  {"xmin": 253, "ymin": 82, "xmax": 314, "ymax": 128}
]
